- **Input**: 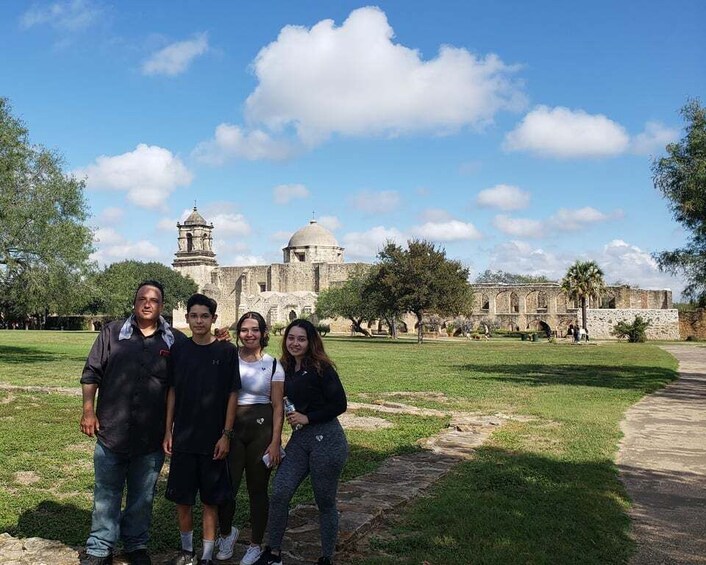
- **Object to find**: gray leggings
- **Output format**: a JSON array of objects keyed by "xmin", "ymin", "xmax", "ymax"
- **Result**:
[{"xmin": 266, "ymin": 418, "xmax": 348, "ymax": 558}]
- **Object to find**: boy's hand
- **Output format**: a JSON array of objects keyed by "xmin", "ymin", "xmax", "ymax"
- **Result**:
[
  {"xmin": 163, "ymin": 432, "xmax": 173, "ymax": 455},
  {"xmin": 213, "ymin": 436, "xmax": 230, "ymax": 460}
]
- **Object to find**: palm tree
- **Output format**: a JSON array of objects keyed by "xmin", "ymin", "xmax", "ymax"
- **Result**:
[{"xmin": 561, "ymin": 260, "xmax": 605, "ymax": 331}]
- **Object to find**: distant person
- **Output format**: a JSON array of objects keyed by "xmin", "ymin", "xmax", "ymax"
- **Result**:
[
  {"xmin": 578, "ymin": 327, "xmax": 587, "ymax": 343},
  {"xmin": 255, "ymin": 319, "xmax": 348, "ymax": 565},
  {"xmin": 567, "ymin": 324, "xmax": 574, "ymax": 341},
  {"xmin": 163, "ymin": 294, "xmax": 240, "ymax": 565},
  {"xmin": 216, "ymin": 312, "xmax": 285, "ymax": 564},
  {"xmin": 80, "ymin": 281, "xmax": 186, "ymax": 565}
]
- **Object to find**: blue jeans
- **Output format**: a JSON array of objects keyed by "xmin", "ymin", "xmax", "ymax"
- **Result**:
[{"xmin": 85, "ymin": 441, "xmax": 165, "ymax": 557}]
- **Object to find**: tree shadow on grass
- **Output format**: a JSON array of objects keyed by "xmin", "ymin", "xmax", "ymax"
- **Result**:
[
  {"xmin": 462, "ymin": 363, "xmax": 677, "ymax": 393},
  {"xmin": 0, "ymin": 345, "xmax": 63, "ymax": 365},
  {"xmin": 362, "ymin": 446, "xmax": 638, "ymax": 565}
]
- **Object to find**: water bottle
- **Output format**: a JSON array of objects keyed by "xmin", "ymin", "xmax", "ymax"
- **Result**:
[{"xmin": 283, "ymin": 396, "xmax": 303, "ymax": 430}]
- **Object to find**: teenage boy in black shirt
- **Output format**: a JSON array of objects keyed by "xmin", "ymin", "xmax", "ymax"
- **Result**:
[{"xmin": 163, "ymin": 294, "xmax": 241, "ymax": 565}]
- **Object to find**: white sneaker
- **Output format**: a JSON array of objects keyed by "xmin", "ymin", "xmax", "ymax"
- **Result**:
[
  {"xmin": 215, "ymin": 526, "xmax": 239, "ymax": 560},
  {"xmin": 240, "ymin": 545, "xmax": 264, "ymax": 565}
]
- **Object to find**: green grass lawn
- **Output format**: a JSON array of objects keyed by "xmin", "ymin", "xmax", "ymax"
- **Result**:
[{"xmin": 0, "ymin": 330, "xmax": 678, "ymax": 563}]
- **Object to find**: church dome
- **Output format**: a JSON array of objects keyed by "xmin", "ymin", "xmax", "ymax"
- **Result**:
[
  {"xmin": 287, "ymin": 220, "xmax": 339, "ymax": 248},
  {"xmin": 183, "ymin": 207, "xmax": 208, "ymax": 226}
]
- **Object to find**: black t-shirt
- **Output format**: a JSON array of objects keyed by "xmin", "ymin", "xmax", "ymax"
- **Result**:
[
  {"xmin": 284, "ymin": 363, "xmax": 347, "ymax": 425},
  {"xmin": 168, "ymin": 339, "xmax": 241, "ymax": 454}
]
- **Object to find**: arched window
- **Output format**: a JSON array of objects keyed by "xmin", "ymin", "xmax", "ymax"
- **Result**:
[
  {"xmin": 289, "ymin": 310, "xmax": 297, "ymax": 321},
  {"xmin": 186, "ymin": 233, "xmax": 193, "ymax": 252},
  {"xmin": 510, "ymin": 292, "xmax": 519, "ymax": 313},
  {"xmin": 537, "ymin": 291, "xmax": 548, "ymax": 311},
  {"xmin": 481, "ymin": 294, "xmax": 490, "ymax": 311}
]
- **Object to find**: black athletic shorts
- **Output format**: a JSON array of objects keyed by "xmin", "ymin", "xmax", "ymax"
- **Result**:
[{"xmin": 165, "ymin": 451, "xmax": 231, "ymax": 506}]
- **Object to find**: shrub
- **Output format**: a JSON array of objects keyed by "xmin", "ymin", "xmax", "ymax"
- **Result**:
[
  {"xmin": 316, "ymin": 323, "xmax": 331, "ymax": 336},
  {"xmin": 271, "ymin": 323, "xmax": 286, "ymax": 335},
  {"xmin": 612, "ymin": 315, "xmax": 650, "ymax": 342}
]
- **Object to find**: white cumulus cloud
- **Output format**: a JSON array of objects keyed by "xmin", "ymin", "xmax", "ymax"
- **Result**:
[
  {"xmin": 74, "ymin": 144, "xmax": 192, "ymax": 209},
  {"xmin": 548, "ymin": 207, "xmax": 620, "ymax": 230},
  {"xmin": 210, "ymin": 213, "xmax": 251, "ymax": 236},
  {"xmin": 91, "ymin": 228, "xmax": 161, "ymax": 265},
  {"xmin": 486, "ymin": 238, "xmax": 684, "ymax": 297},
  {"xmin": 476, "ymin": 184, "xmax": 530, "ymax": 210},
  {"xmin": 342, "ymin": 226, "xmax": 404, "ymax": 260},
  {"xmin": 317, "ymin": 216, "xmax": 341, "ymax": 231},
  {"xmin": 350, "ymin": 190, "xmax": 401, "ymax": 214},
  {"xmin": 274, "ymin": 184, "xmax": 310, "ymax": 205},
  {"xmin": 493, "ymin": 215, "xmax": 544, "ymax": 238},
  {"xmin": 504, "ymin": 105, "xmax": 630, "ymax": 158},
  {"xmin": 630, "ymin": 121, "xmax": 678, "ymax": 155},
  {"xmin": 96, "ymin": 207, "xmax": 124, "ymax": 225},
  {"xmin": 245, "ymin": 6, "xmax": 525, "ymax": 144},
  {"xmin": 411, "ymin": 220, "xmax": 482, "ymax": 241},
  {"xmin": 142, "ymin": 33, "xmax": 209, "ymax": 76},
  {"xmin": 192, "ymin": 123, "xmax": 294, "ymax": 163}
]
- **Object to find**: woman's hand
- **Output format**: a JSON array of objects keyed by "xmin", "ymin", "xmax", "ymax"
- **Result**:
[
  {"xmin": 287, "ymin": 411, "xmax": 309, "ymax": 428},
  {"xmin": 265, "ymin": 442, "xmax": 282, "ymax": 467}
]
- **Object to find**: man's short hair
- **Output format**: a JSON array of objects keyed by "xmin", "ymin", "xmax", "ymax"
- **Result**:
[
  {"xmin": 186, "ymin": 293, "xmax": 217, "ymax": 316},
  {"xmin": 134, "ymin": 280, "xmax": 165, "ymax": 303}
]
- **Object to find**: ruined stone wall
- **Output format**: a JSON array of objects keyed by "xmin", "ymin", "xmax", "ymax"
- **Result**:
[
  {"xmin": 586, "ymin": 309, "xmax": 680, "ymax": 340},
  {"xmin": 678, "ymin": 309, "xmax": 706, "ymax": 340}
]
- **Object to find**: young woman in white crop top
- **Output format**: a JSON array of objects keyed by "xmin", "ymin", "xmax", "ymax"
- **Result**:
[{"xmin": 216, "ymin": 312, "xmax": 284, "ymax": 564}]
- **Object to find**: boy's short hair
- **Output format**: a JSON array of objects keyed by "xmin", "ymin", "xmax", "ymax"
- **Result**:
[
  {"xmin": 134, "ymin": 280, "xmax": 165, "ymax": 303},
  {"xmin": 186, "ymin": 293, "xmax": 217, "ymax": 316}
]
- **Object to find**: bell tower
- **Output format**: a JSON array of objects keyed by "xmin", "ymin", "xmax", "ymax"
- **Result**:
[{"xmin": 173, "ymin": 207, "xmax": 218, "ymax": 289}]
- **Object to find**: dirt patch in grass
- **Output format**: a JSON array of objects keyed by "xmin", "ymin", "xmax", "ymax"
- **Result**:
[
  {"xmin": 340, "ymin": 413, "xmax": 394, "ymax": 430},
  {"xmin": 14, "ymin": 471, "xmax": 40, "ymax": 485}
]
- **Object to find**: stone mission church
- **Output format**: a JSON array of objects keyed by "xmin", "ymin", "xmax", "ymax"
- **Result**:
[
  {"xmin": 172, "ymin": 207, "xmax": 680, "ymax": 339},
  {"xmin": 171, "ymin": 207, "xmax": 366, "ymax": 329}
]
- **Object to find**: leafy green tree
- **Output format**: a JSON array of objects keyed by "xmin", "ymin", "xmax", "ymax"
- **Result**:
[
  {"xmin": 560, "ymin": 260, "xmax": 605, "ymax": 331},
  {"xmin": 652, "ymin": 99, "xmax": 706, "ymax": 304},
  {"xmin": 315, "ymin": 267, "xmax": 375, "ymax": 336},
  {"xmin": 475, "ymin": 269, "xmax": 551, "ymax": 284},
  {"xmin": 612, "ymin": 315, "xmax": 651, "ymax": 342},
  {"xmin": 89, "ymin": 260, "xmax": 198, "ymax": 320},
  {"xmin": 376, "ymin": 240, "xmax": 473, "ymax": 343},
  {"xmin": 0, "ymin": 98, "xmax": 94, "ymax": 325},
  {"xmin": 362, "ymin": 264, "xmax": 407, "ymax": 338}
]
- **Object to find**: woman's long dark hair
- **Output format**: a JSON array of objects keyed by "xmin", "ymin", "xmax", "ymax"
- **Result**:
[
  {"xmin": 281, "ymin": 319, "xmax": 335, "ymax": 375},
  {"xmin": 236, "ymin": 311, "xmax": 269, "ymax": 349}
]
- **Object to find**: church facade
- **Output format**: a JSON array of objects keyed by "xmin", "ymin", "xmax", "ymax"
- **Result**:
[
  {"xmin": 171, "ymin": 208, "xmax": 679, "ymax": 339},
  {"xmin": 172, "ymin": 208, "xmax": 365, "ymax": 329}
]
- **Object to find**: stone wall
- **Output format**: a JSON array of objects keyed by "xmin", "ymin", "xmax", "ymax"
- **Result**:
[
  {"xmin": 678, "ymin": 309, "xmax": 706, "ymax": 340},
  {"xmin": 586, "ymin": 309, "xmax": 680, "ymax": 340}
]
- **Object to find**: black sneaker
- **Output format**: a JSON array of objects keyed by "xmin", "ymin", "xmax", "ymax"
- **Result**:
[
  {"xmin": 125, "ymin": 549, "xmax": 152, "ymax": 565},
  {"xmin": 254, "ymin": 547, "xmax": 283, "ymax": 565},
  {"xmin": 316, "ymin": 558, "xmax": 332, "ymax": 565},
  {"xmin": 80, "ymin": 555, "xmax": 113, "ymax": 565},
  {"xmin": 168, "ymin": 550, "xmax": 198, "ymax": 565}
]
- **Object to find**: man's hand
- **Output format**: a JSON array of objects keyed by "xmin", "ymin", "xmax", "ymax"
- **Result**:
[
  {"xmin": 213, "ymin": 436, "xmax": 230, "ymax": 460},
  {"xmin": 80, "ymin": 411, "xmax": 100, "ymax": 437},
  {"xmin": 163, "ymin": 431, "xmax": 173, "ymax": 455}
]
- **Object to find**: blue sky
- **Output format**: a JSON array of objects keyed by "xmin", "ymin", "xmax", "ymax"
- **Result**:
[{"xmin": 2, "ymin": 0, "xmax": 704, "ymax": 298}]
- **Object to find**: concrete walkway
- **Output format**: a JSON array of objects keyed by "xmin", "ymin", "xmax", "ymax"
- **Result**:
[{"xmin": 618, "ymin": 345, "xmax": 706, "ymax": 565}]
